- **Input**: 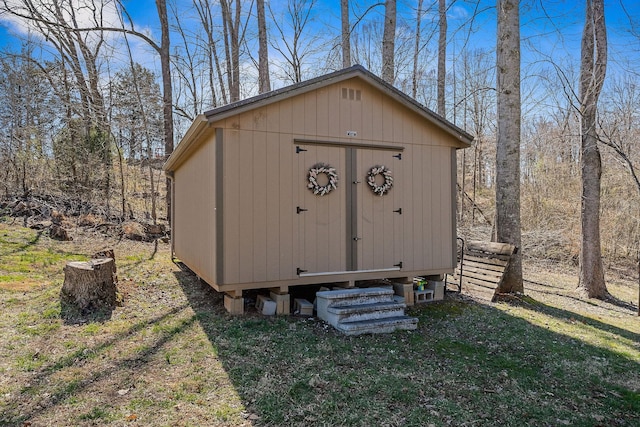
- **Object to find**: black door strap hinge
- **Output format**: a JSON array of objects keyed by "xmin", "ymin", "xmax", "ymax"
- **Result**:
[
  {"xmin": 393, "ymin": 261, "xmax": 403, "ymax": 269},
  {"xmin": 297, "ymin": 206, "xmax": 308, "ymax": 214},
  {"xmin": 296, "ymin": 146, "xmax": 307, "ymax": 153},
  {"xmin": 296, "ymin": 267, "xmax": 308, "ymax": 275}
]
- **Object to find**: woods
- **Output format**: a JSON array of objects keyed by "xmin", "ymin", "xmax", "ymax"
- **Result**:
[{"xmin": 1, "ymin": 1, "xmax": 640, "ymax": 300}]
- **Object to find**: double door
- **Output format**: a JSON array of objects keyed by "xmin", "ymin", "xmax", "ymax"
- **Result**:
[{"xmin": 296, "ymin": 143, "xmax": 403, "ymax": 275}]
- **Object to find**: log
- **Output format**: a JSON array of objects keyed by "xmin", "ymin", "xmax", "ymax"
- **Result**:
[{"xmin": 61, "ymin": 258, "xmax": 117, "ymax": 311}]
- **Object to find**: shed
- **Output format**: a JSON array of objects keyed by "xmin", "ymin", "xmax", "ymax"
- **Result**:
[{"xmin": 163, "ymin": 65, "xmax": 473, "ymax": 314}]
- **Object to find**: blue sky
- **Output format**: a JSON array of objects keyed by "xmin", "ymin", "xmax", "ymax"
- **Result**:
[
  {"xmin": 1, "ymin": 0, "xmax": 638, "ymax": 88},
  {"xmin": 1, "ymin": 1, "xmax": 637, "ymax": 60}
]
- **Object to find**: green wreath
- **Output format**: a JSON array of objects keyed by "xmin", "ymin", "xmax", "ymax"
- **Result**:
[
  {"xmin": 308, "ymin": 163, "xmax": 338, "ymax": 196},
  {"xmin": 367, "ymin": 165, "xmax": 393, "ymax": 196}
]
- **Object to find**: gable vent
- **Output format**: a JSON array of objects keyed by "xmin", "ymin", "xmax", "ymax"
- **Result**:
[{"xmin": 341, "ymin": 87, "xmax": 361, "ymax": 101}]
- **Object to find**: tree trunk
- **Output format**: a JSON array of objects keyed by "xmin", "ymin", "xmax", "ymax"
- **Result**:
[
  {"xmin": 437, "ymin": 0, "xmax": 447, "ymax": 116},
  {"xmin": 257, "ymin": 0, "xmax": 270, "ymax": 93},
  {"xmin": 412, "ymin": 0, "xmax": 423, "ymax": 99},
  {"xmin": 220, "ymin": 0, "xmax": 241, "ymax": 102},
  {"xmin": 577, "ymin": 0, "xmax": 608, "ymax": 298},
  {"xmin": 341, "ymin": 0, "xmax": 351, "ymax": 68},
  {"xmin": 155, "ymin": 0, "xmax": 174, "ymax": 222},
  {"xmin": 494, "ymin": 0, "xmax": 523, "ymax": 294},
  {"xmin": 61, "ymin": 258, "xmax": 117, "ymax": 311},
  {"xmin": 381, "ymin": 0, "xmax": 396, "ymax": 84}
]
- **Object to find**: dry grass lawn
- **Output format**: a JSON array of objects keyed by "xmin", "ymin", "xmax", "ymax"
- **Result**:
[{"xmin": 0, "ymin": 220, "xmax": 638, "ymax": 426}]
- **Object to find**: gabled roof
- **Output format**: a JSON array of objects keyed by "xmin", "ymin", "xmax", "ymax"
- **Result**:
[
  {"xmin": 204, "ymin": 64, "xmax": 473, "ymax": 144},
  {"xmin": 165, "ymin": 65, "xmax": 472, "ymax": 173}
]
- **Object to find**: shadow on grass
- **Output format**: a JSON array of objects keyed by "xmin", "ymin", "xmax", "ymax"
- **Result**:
[
  {"xmin": 1, "ymin": 303, "xmax": 192, "ymax": 426},
  {"xmin": 171, "ymin": 263, "xmax": 640, "ymax": 427},
  {"xmin": 526, "ymin": 282, "xmax": 639, "ymax": 316},
  {"xmin": 512, "ymin": 296, "xmax": 639, "ymax": 345},
  {"xmin": 0, "ymin": 229, "xmax": 43, "ymax": 256},
  {"xmin": 59, "ymin": 298, "xmax": 114, "ymax": 324}
]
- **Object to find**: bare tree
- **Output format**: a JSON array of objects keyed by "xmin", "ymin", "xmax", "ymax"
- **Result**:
[
  {"xmin": 411, "ymin": 0, "xmax": 424, "ymax": 99},
  {"xmin": 437, "ymin": 0, "xmax": 446, "ymax": 116},
  {"xmin": 577, "ymin": 0, "xmax": 608, "ymax": 298},
  {"xmin": 494, "ymin": 0, "xmax": 523, "ymax": 294},
  {"xmin": 220, "ymin": 0, "xmax": 249, "ymax": 102},
  {"xmin": 257, "ymin": 0, "xmax": 270, "ymax": 93},
  {"xmin": 0, "ymin": 42, "xmax": 54, "ymax": 197},
  {"xmin": 0, "ymin": 0, "xmax": 115, "ymax": 207},
  {"xmin": 341, "ymin": 0, "xmax": 351, "ymax": 68},
  {"xmin": 193, "ymin": 0, "xmax": 226, "ymax": 106},
  {"xmin": 381, "ymin": 0, "xmax": 396, "ymax": 84},
  {"xmin": 170, "ymin": 0, "xmax": 205, "ymax": 122},
  {"xmin": 268, "ymin": 0, "xmax": 321, "ymax": 83}
]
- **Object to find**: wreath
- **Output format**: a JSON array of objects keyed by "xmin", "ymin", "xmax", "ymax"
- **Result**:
[
  {"xmin": 367, "ymin": 165, "xmax": 393, "ymax": 196},
  {"xmin": 308, "ymin": 163, "xmax": 338, "ymax": 196}
]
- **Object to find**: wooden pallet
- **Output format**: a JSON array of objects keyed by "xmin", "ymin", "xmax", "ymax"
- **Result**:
[{"xmin": 447, "ymin": 240, "xmax": 517, "ymax": 301}]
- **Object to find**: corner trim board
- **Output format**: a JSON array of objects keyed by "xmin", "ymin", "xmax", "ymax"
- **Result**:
[{"xmin": 215, "ymin": 128, "xmax": 224, "ymax": 284}]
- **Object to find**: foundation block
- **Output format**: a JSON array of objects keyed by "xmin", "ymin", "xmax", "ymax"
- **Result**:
[
  {"xmin": 269, "ymin": 291, "xmax": 291, "ymax": 315},
  {"xmin": 393, "ymin": 282, "xmax": 415, "ymax": 306},
  {"xmin": 294, "ymin": 298, "xmax": 314, "ymax": 316},
  {"xmin": 257, "ymin": 295, "xmax": 277, "ymax": 315},
  {"xmin": 414, "ymin": 290, "xmax": 434, "ymax": 304},
  {"xmin": 224, "ymin": 294, "xmax": 245, "ymax": 315}
]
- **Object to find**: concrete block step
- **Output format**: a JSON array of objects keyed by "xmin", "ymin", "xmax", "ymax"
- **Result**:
[
  {"xmin": 326, "ymin": 301, "xmax": 406, "ymax": 324},
  {"xmin": 336, "ymin": 316, "xmax": 419, "ymax": 336},
  {"xmin": 316, "ymin": 287, "xmax": 395, "ymax": 307}
]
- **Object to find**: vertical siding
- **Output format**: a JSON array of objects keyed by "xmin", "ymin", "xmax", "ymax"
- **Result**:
[
  {"xmin": 356, "ymin": 148, "xmax": 402, "ymax": 271},
  {"xmin": 266, "ymin": 133, "xmax": 281, "ymax": 281},
  {"xmin": 204, "ymin": 76, "xmax": 460, "ymax": 286},
  {"xmin": 223, "ymin": 128, "xmax": 241, "ymax": 283},
  {"xmin": 252, "ymin": 130, "xmax": 268, "ymax": 280},
  {"xmin": 316, "ymin": 88, "xmax": 329, "ymax": 136},
  {"xmin": 298, "ymin": 145, "xmax": 347, "ymax": 274},
  {"xmin": 174, "ymin": 133, "xmax": 216, "ymax": 284},
  {"xmin": 279, "ymin": 135, "xmax": 297, "ymax": 280}
]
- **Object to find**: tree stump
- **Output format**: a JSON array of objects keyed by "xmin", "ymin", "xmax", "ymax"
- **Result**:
[{"xmin": 61, "ymin": 258, "xmax": 117, "ymax": 311}]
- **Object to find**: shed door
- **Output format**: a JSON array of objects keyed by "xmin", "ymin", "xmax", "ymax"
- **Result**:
[
  {"xmin": 296, "ymin": 145, "xmax": 348, "ymax": 274},
  {"xmin": 296, "ymin": 144, "xmax": 403, "ymax": 275},
  {"xmin": 354, "ymin": 149, "xmax": 404, "ymax": 271}
]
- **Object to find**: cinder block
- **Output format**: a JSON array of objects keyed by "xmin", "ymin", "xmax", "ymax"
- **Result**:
[
  {"xmin": 414, "ymin": 290, "xmax": 434, "ymax": 304},
  {"xmin": 427, "ymin": 280, "xmax": 445, "ymax": 300},
  {"xmin": 224, "ymin": 295, "xmax": 244, "ymax": 315},
  {"xmin": 269, "ymin": 291, "xmax": 291, "ymax": 315},
  {"xmin": 257, "ymin": 295, "xmax": 277, "ymax": 315},
  {"xmin": 294, "ymin": 298, "xmax": 314, "ymax": 316},
  {"xmin": 393, "ymin": 282, "xmax": 414, "ymax": 306}
]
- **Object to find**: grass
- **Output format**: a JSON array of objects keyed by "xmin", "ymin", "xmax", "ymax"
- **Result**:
[{"xmin": 0, "ymin": 220, "xmax": 638, "ymax": 426}]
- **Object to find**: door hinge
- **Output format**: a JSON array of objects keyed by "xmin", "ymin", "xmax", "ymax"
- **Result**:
[
  {"xmin": 296, "ymin": 267, "xmax": 308, "ymax": 275},
  {"xmin": 296, "ymin": 206, "xmax": 308, "ymax": 214},
  {"xmin": 393, "ymin": 208, "xmax": 402, "ymax": 214},
  {"xmin": 353, "ymin": 237, "xmax": 361, "ymax": 241},
  {"xmin": 296, "ymin": 146, "xmax": 307, "ymax": 154},
  {"xmin": 393, "ymin": 153, "xmax": 402, "ymax": 160},
  {"xmin": 393, "ymin": 261, "xmax": 403, "ymax": 269}
]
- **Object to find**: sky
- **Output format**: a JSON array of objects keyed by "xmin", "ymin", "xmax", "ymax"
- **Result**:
[
  {"xmin": 1, "ymin": 1, "xmax": 638, "ymax": 69},
  {"xmin": 0, "ymin": 0, "xmax": 639, "ymax": 110}
]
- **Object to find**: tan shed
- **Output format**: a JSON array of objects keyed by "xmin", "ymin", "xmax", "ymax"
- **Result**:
[{"xmin": 163, "ymin": 65, "xmax": 472, "ymax": 314}]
